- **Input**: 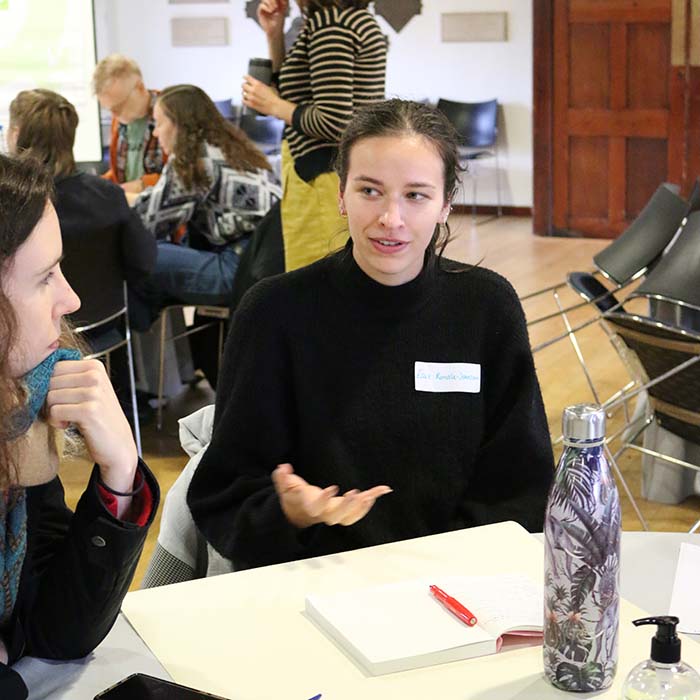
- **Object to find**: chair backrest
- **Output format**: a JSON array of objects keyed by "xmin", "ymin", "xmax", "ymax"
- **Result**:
[
  {"xmin": 633, "ymin": 210, "xmax": 700, "ymax": 311},
  {"xmin": 604, "ymin": 311, "xmax": 700, "ymax": 444},
  {"xmin": 436, "ymin": 98, "xmax": 498, "ymax": 148},
  {"xmin": 238, "ymin": 114, "xmax": 284, "ymax": 154},
  {"xmin": 214, "ymin": 99, "xmax": 235, "ymax": 121},
  {"xmin": 592, "ymin": 183, "xmax": 687, "ymax": 285},
  {"xmin": 567, "ymin": 271, "xmax": 623, "ymax": 313},
  {"xmin": 60, "ymin": 221, "xmax": 126, "ymax": 332}
]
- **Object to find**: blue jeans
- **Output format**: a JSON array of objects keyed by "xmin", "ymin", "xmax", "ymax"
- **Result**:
[{"xmin": 129, "ymin": 240, "xmax": 248, "ymax": 332}]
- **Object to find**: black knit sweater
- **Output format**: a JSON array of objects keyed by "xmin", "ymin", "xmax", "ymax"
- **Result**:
[{"xmin": 188, "ymin": 247, "xmax": 554, "ymax": 570}]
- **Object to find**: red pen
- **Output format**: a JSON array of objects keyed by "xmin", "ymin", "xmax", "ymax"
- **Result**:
[{"xmin": 429, "ymin": 584, "xmax": 478, "ymax": 627}]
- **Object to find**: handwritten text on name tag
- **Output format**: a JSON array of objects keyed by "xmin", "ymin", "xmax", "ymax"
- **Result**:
[{"xmin": 414, "ymin": 361, "xmax": 481, "ymax": 393}]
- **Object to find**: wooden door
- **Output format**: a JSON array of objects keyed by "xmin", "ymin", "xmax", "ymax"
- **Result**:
[
  {"xmin": 535, "ymin": 0, "xmax": 696, "ymax": 238},
  {"xmin": 689, "ymin": 2, "xmax": 700, "ymax": 186}
]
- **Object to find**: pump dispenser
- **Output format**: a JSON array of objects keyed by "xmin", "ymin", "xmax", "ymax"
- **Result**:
[{"xmin": 622, "ymin": 616, "xmax": 700, "ymax": 699}]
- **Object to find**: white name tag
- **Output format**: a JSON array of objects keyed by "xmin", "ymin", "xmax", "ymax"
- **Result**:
[{"xmin": 414, "ymin": 361, "xmax": 481, "ymax": 393}]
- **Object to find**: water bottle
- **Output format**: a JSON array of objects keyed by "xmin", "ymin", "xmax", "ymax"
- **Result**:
[
  {"xmin": 543, "ymin": 403, "xmax": 621, "ymax": 692},
  {"xmin": 244, "ymin": 58, "xmax": 273, "ymax": 117}
]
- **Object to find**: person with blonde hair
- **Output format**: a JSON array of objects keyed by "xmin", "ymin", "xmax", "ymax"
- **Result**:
[
  {"xmin": 92, "ymin": 53, "xmax": 166, "ymax": 192},
  {"xmin": 0, "ymin": 153, "xmax": 158, "ymax": 699}
]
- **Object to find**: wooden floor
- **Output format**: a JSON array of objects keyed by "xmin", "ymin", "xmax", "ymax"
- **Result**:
[{"xmin": 59, "ymin": 214, "xmax": 700, "ymax": 589}]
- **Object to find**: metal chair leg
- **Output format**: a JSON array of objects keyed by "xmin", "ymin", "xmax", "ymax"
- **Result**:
[
  {"xmin": 157, "ymin": 310, "xmax": 168, "ymax": 431},
  {"xmin": 471, "ymin": 162, "xmax": 478, "ymax": 226},
  {"xmin": 125, "ymin": 333, "xmax": 142, "ymax": 456},
  {"xmin": 495, "ymin": 147, "xmax": 502, "ymax": 218},
  {"xmin": 554, "ymin": 290, "xmax": 601, "ymax": 404},
  {"xmin": 605, "ymin": 443, "xmax": 650, "ymax": 531}
]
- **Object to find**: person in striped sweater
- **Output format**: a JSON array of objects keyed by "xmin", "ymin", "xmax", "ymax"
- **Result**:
[{"xmin": 242, "ymin": 0, "xmax": 387, "ymax": 271}]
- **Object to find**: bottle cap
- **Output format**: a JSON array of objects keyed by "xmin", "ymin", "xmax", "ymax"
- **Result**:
[
  {"xmin": 562, "ymin": 403, "xmax": 606, "ymax": 443},
  {"xmin": 633, "ymin": 616, "xmax": 681, "ymax": 663}
]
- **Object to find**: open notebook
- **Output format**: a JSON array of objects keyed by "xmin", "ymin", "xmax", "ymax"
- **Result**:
[{"xmin": 305, "ymin": 573, "xmax": 543, "ymax": 675}]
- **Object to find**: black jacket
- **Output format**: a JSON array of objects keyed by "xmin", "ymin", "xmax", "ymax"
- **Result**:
[
  {"xmin": 1, "ymin": 462, "xmax": 159, "ymax": 699},
  {"xmin": 54, "ymin": 172, "xmax": 157, "ymax": 288}
]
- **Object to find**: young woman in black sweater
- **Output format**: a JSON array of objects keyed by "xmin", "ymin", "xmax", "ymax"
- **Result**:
[{"xmin": 188, "ymin": 100, "xmax": 554, "ymax": 570}]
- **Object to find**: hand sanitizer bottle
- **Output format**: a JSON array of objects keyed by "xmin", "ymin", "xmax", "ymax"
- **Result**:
[{"xmin": 622, "ymin": 616, "xmax": 700, "ymax": 699}]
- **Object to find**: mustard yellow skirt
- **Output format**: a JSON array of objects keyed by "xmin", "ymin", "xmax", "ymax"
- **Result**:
[{"xmin": 280, "ymin": 141, "xmax": 349, "ymax": 272}]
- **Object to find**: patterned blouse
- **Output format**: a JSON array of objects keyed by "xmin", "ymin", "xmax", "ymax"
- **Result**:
[{"xmin": 134, "ymin": 143, "xmax": 281, "ymax": 247}]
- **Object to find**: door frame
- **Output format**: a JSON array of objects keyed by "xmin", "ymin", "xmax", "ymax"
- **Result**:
[{"xmin": 532, "ymin": 0, "xmax": 555, "ymax": 236}]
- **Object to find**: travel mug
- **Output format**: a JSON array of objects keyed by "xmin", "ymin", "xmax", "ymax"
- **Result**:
[{"xmin": 244, "ymin": 58, "xmax": 273, "ymax": 117}]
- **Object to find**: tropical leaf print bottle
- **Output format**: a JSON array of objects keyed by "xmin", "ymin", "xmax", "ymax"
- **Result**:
[{"xmin": 543, "ymin": 404, "xmax": 621, "ymax": 692}]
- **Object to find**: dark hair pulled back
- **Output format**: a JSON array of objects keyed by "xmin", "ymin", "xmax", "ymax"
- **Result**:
[{"xmin": 335, "ymin": 99, "xmax": 463, "ymax": 257}]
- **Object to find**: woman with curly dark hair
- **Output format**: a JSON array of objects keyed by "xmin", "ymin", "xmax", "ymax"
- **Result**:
[
  {"xmin": 129, "ymin": 84, "xmax": 281, "ymax": 331},
  {"xmin": 0, "ymin": 153, "xmax": 158, "ymax": 698},
  {"xmin": 242, "ymin": 0, "xmax": 387, "ymax": 272}
]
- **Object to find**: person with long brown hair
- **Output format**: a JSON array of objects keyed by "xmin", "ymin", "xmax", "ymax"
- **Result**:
[
  {"xmin": 7, "ymin": 88, "xmax": 156, "ymax": 427},
  {"xmin": 129, "ymin": 84, "xmax": 281, "ymax": 332},
  {"xmin": 0, "ymin": 153, "xmax": 158, "ymax": 699},
  {"xmin": 242, "ymin": 0, "xmax": 387, "ymax": 272}
]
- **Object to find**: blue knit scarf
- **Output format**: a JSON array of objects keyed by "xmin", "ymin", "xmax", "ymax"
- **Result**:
[{"xmin": 0, "ymin": 348, "xmax": 81, "ymax": 628}]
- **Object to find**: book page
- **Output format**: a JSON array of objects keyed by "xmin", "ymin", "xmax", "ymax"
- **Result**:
[
  {"xmin": 670, "ymin": 543, "xmax": 700, "ymax": 634},
  {"xmin": 306, "ymin": 579, "xmax": 496, "ymax": 670},
  {"xmin": 305, "ymin": 573, "xmax": 543, "ymax": 675},
  {"xmin": 434, "ymin": 574, "xmax": 543, "ymax": 639}
]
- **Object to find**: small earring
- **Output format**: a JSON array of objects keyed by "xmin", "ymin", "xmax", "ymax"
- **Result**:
[{"xmin": 339, "ymin": 204, "xmax": 347, "ymax": 217}]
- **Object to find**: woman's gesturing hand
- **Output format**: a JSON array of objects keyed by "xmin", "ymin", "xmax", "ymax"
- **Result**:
[
  {"xmin": 257, "ymin": 0, "xmax": 288, "ymax": 37},
  {"xmin": 272, "ymin": 463, "xmax": 392, "ymax": 529},
  {"xmin": 47, "ymin": 360, "xmax": 138, "ymax": 493}
]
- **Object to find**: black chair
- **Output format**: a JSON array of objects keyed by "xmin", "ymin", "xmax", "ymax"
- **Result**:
[
  {"xmin": 532, "ymin": 269, "xmax": 644, "ymax": 528},
  {"xmin": 628, "ymin": 210, "xmax": 700, "ymax": 319},
  {"xmin": 436, "ymin": 98, "xmax": 500, "ymax": 223},
  {"xmin": 214, "ymin": 99, "xmax": 235, "ymax": 121},
  {"xmin": 565, "ymin": 270, "xmax": 639, "ymax": 439},
  {"xmin": 528, "ymin": 182, "xmax": 691, "ymax": 354},
  {"xmin": 567, "ymin": 272, "xmax": 625, "ymax": 315},
  {"xmin": 238, "ymin": 114, "xmax": 284, "ymax": 156},
  {"xmin": 593, "ymin": 183, "xmax": 689, "ymax": 286},
  {"xmin": 601, "ymin": 311, "xmax": 700, "ymax": 533},
  {"xmin": 61, "ymin": 229, "xmax": 142, "ymax": 455}
]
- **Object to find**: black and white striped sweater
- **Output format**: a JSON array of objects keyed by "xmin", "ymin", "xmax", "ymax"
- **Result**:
[{"xmin": 279, "ymin": 7, "xmax": 387, "ymax": 181}]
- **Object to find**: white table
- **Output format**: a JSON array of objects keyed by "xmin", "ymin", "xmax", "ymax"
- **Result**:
[
  {"xmin": 120, "ymin": 524, "xmax": 700, "ymax": 700},
  {"xmin": 18, "ymin": 528, "xmax": 700, "ymax": 699}
]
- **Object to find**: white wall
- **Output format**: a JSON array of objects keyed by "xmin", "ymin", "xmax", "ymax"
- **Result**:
[{"xmin": 95, "ymin": 0, "xmax": 532, "ymax": 207}]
